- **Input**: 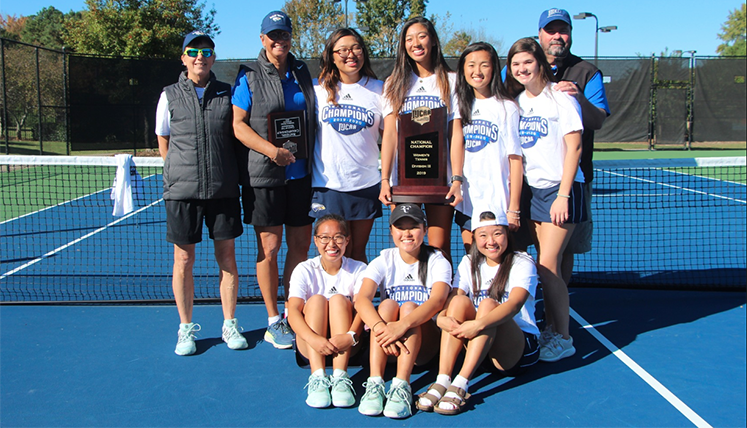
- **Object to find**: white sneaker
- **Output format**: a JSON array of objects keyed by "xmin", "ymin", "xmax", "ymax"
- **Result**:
[
  {"xmin": 175, "ymin": 323, "xmax": 201, "ymax": 356},
  {"xmin": 539, "ymin": 334, "xmax": 575, "ymax": 362}
]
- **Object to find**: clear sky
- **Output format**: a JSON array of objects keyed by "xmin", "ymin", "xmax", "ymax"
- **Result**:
[{"xmin": 1, "ymin": 0, "xmax": 741, "ymax": 59}]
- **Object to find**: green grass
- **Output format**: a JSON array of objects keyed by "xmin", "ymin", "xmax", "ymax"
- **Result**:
[
  {"xmin": 0, "ymin": 164, "xmax": 117, "ymax": 222},
  {"xmin": 665, "ymin": 166, "xmax": 747, "ymax": 184}
]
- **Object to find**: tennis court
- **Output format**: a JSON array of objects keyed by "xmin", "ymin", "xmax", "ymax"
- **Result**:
[{"xmin": 1, "ymin": 154, "xmax": 745, "ymax": 426}]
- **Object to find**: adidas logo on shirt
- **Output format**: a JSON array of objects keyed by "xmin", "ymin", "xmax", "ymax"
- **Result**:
[
  {"xmin": 342, "ymin": 93, "xmax": 353, "ymax": 101},
  {"xmin": 403, "ymin": 274, "xmax": 415, "ymax": 282},
  {"xmin": 329, "ymin": 286, "xmax": 338, "ymax": 294},
  {"xmin": 474, "ymin": 109, "xmax": 481, "ymax": 117},
  {"xmin": 528, "ymin": 108, "xmax": 534, "ymax": 115},
  {"xmin": 415, "ymin": 86, "xmax": 427, "ymax": 93}
]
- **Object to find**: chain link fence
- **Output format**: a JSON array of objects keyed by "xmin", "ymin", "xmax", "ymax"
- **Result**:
[{"xmin": 1, "ymin": 38, "xmax": 745, "ymax": 154}]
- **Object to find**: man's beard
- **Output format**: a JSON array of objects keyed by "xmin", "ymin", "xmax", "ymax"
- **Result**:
[{"xmin": 547, "ymin": 42, "xmax": 569, "ymax": 58}]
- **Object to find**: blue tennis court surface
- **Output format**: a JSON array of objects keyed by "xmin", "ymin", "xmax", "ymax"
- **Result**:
[{"xmin": 1, "ymin": 289, "xmax": 744, "ymax": 427}]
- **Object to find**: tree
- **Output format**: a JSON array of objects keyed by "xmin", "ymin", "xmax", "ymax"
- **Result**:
[
  {"xmin": 0, "ymin": 14, "xmax": 28, "ymax": 41},
  {"xmin": 282, "ymin": 0, "xmax": 343, "ymax": 59},
  {"xmin": 356, "ymin": 0, "xmax": 427, "ymax": 57},
  {"xmin": 63, "ymin": 0, "xmax": 219, "ymax": 58},
  {"xmin": 717, "ymin": 4, "xmax": 746, "ymax": 56},
  {"xmin": 19, "ymin": 7, "xmax": 81, "ymax": 50}
]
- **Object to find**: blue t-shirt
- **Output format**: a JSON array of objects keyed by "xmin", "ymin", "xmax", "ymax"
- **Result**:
[{"xmin": 232, "ymin": 68, "xmax": 308, "ymax": 180}]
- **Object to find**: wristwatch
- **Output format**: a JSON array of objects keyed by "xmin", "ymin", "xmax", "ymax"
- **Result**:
[
  {"xmin": 450, "ymin": 175, "xmax": 464, "ymax": 183},
  {"xmin": 346, "ymin": 331, "xmax": 359, "ymax": 346}
]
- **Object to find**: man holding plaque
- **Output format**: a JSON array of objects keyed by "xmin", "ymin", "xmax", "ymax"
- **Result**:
[{"xmin": 232, "ymin": 10, "xmax": 316, "ymax": 350}]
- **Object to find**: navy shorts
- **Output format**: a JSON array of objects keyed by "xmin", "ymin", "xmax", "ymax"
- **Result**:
[
  {"xmin": 524, "ymin": 182, "xmax": 587, "ymax": 224},
  {"xmin": 165, "ymin": 198, "xmax": 243, "ymax": 245},
  {"xmin": 481, "ymin": 331, "xmax": 539, "ymax": 377},
  {"xmin": 242, "ymin": 174, "xmax": 314, "ymax": 227},
  {"xmin": 565, "ymin": 182, "xmax": 593, "ymax": 254},
  {"xmin": 454, "ymin": 210, "xmax": 471, "ymax": 231},
  {"xmin": 310, "ymin": 184, "xmax": 383, "ymax": 221}
]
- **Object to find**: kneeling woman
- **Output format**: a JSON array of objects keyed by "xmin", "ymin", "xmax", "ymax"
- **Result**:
[
  {"xmin": 417, "ymin": 209, "xmax": 539, "ymax": 415},
  {"xmin": 287, "ymin": 214, "xmax": 367, "ymax": 409},
  {"xmin": 355, "ymin": 203, "xmax": 452, "ymax": 419}
]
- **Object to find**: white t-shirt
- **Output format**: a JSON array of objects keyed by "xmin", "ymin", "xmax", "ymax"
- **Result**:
[
  {"xmin": 363, "ymin": 247, "xmax": 452, "ymax": 305},
  {"xmin": 454, "ymin": 252, "xmax": 539, "ymax": 336},
  {"xmin": 516, "ymin": 83, "xmax": 584, "ymax": 189},
  {"xmin": 312, "ymin": 77, "xmax": 384, "ymax": 191},
  {"xmin": 288, "ymin": 256, "xmax": 367, "ymax": 302},
  {"xmin": 382, "ymin": 72, "xmax": 458, "ymax": 185},
  {"xmin": 154, "ymin": 88, "xmax": 206, "ymax": 136},
  {"xmin": 453, "ymin": 97, "xmax": 522, "ymax": 218}
]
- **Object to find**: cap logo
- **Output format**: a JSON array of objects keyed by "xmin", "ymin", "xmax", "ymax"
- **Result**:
[
  {"xmin": 400, "ymin": 205, "xmax": 411, "ymax": 213},
  {"xmin": 548, "ymin": 8, "xmax": 562, "ymax": 17},
  {"xmin": 192, "ymin": 31, "xmax": 207, "ymax": 36},
  {"xmin": 270, "ymin": 14, "xmax": 284, "ymax": 22}
]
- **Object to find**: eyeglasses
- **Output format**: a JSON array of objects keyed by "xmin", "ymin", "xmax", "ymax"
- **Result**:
[
  {"xmin": 183, "ymin": 48, "xmax": 214, "ymax": 58},
  {"xmin": 266, "ymin": 30, "xmax": 291, "ymax": 41},
  {"xmin": 333, "ymin": 45, "xmax": 363, "ymax": 57},
  {"xmin": 315, "ymin": 234, "xmax": 347, "ymax": 245}
]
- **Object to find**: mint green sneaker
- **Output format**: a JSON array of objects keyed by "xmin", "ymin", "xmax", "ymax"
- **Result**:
[
  {"xmin": 222, "ymin": 318, "xmax": 249, "ymax": 350},
  {"xmin": 175, "ymin": 322, "xmax": 201, "ymax": 356},
  {"xmin": 358, "ymin": 378, "xmax": 386, "ymax": 416},
  {"xmin": 330, "ymin": 373, "xmax": 356, "ymax": 407},
  {"xmin": 383, "ymin": 381, "xmax": 412, "ymax": 419},
  {"xmin": 304, "ymin": 374, "xmax": 331, "ymax": 408}
]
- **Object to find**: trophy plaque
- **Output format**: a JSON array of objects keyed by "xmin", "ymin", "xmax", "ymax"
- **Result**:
[
  {"xmin": 391, "ymin": 106, "xmax": 452, "ymax": 204},
  {"xmin": 267, "ymin": 110, "xmax": 308, "ymax": 159}
]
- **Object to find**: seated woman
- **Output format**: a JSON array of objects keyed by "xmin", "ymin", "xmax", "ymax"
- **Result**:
[
  {"xmin": 355, "ymin": 203, "xmax": 452, "ymax": 419},
  {"xmin": 287, "ymin": 214, "xmax": 366, "ymax": 409},
  {"xmin": 417, "ymin": 209, "xmax": 539, "ymax": 415}
]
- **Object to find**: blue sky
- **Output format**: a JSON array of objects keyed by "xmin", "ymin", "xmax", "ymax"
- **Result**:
[{"xmin": 1, "ymin": 0, "xmax": 741, "ymax": 59}]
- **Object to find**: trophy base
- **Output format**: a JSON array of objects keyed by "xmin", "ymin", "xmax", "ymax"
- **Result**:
[{"xmin": 391, "ymin": 185, "xmax": 454, "ymax": 205}]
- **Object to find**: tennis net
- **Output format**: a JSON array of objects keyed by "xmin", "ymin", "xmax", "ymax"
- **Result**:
[{"xmin": 1, "ymin": 155, "xmax": 745, "ymax": 303}]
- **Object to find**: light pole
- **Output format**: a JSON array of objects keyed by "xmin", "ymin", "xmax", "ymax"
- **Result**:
[
  {"xmin": 573, "ymin": 12, "xmax": 617, "ymax": 65},
  {"xmin": 330, "ymin": 0, "xmax": 367, "ymax": 29}
]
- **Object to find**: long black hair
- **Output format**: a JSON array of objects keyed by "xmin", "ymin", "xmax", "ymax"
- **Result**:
[
  {"xmin": 455, "ymin": 42, "xmax": 509, "ymax": 124},
  {"xmin": 318, "ymin": 28, "xmax": 377, "ymax": 105},
  {"xmin": 469, "ymin": 211, "xmax": 515, "ymax": 303}
]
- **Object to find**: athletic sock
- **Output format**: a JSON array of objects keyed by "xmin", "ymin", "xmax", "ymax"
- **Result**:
[
  {"xmin": 419, "ymin": 374, "xmax": 450, "ymax": 407},
  {"xmin": 332, "ymin": 369, "xmax": 346, "ymax": 378},
  {"xmin": 391, "ymin": 377, "xmax": 408, "ymax": 388},
  {"xmin": 311, "ymin": 368, "xmax": 326, "ymax": 378},
  {"xmin": 438, "ymin": 375, "xmax": 469, "ymax": 411},
  {"xmin": 268, "ymin": 315, "xmax": 281, "ymax": 327}
]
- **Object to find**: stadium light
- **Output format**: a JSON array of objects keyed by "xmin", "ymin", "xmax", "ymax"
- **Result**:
[{"xmin": 574, "ymin": 12, "xmax": 617, "ymax": 65}]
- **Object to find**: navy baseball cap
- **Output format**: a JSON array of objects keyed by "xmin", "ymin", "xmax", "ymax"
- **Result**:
[
  {"xmin": 182, "ymin": 30, "xmax": 214, "ymax": 51},
  {"xmin": 538, "ymin": 8, "xmax": 572, "ymax": 30},
  {"xmin": 261, "ymin": 11, "xmax": 293, "ymax": 34},
  {"xmin": 389, "ymin": 203, "xmax": 426, "ymax": 226}
]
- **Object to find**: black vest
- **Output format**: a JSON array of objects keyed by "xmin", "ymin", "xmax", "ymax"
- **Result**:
[
  {"xmin": 238, "ymin": 50, "xmax": 316, "ymax": 188},
  {"xmin": 553, "ymin": 54, "xmax": 601, "ymax": 183},
  {"xmin": 162, "ymin": 71, "xmax": 240, "ymax": 200}
]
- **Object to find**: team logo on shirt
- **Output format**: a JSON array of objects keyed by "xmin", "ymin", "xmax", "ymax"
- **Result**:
[
  {"xmin": 401, "ymin": 95, "xmax": 444, "ymax": 114},
  {"xmin": 518, "ymin": 116, "xmax": 549, "ymax": 149},
  {"xmin": 388, "ymin": 285, "xmax": 429, "ymax": 305},
  {"xmin": 321, "ymin": 104, "xmax": 376, "ymax": 135},
  {"xmin": 463, "ymin": 119, "xmax": 500, "ymax": 152},
  {"xmin": 472, "ymin": 288, "xmax": 509, "ymax": 307}
]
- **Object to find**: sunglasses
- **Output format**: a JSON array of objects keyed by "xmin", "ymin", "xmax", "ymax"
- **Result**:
[
  {"xmin": 183, "ymin": 48, "xmax": 215, "ymax": 58},
  {"xmin": 266, "ymin": 31, "xmax": 291, "ymax": 41}
]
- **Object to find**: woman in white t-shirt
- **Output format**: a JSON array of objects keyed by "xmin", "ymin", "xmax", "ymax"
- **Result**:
[
  {"xmin": 378, "ymin": 16, "xmax": 462, "ymax": 257},
  {"xmin": 417, "ymin": 209, "xmax": 539, "ymax": 415},
  {"xmin": 355, "ymin": 203, "xmax": 452, "ymax": 419},
  {"xmin": 311, "ymin": 28, "xmax": 384, "ymax": 263},
  {"xmin": 287, "ymin": 214, "xmax": 367, "ymax": 409},
  {"xmin": 504, "ymin": 38, "xmax": 586, "ymax": 364},
  {"xmin": 451, "ymin": 42, "xmax": 523, "ymax": 249}
]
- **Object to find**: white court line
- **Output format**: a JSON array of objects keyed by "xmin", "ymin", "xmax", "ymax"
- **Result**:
[
  {"xmin": 570, "ymin": 307, "xmax": 713, "ymax": 428},
  {"xmin": 602, "ymin": 169, "xmax": 746, "ymax": 204},
  {"xmin": 0, "ymin": 198, "xmax": 163, "ymax": 281},
  {"xmin": 0, "ymin": 188, "xmax": 110, "ymax": 225}
]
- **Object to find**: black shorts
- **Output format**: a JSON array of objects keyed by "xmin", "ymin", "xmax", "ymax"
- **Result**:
[
  {"xmin": 242, "ymin": 175, "xmax": 314, "ymax": 227},
  {"xmin": 165, "ymin": 198, "xmax": 243, "ymax": 245},
  {"xmin": 481, "ymin": 331, "xmax": 539, "ymax": 377}
]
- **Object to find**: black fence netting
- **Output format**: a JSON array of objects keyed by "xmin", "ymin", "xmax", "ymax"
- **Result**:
[
  {"xmin": 1, "ymin": 40, "xmax": 745, "ymax": 153},
  {"xmin": 693, "ymin": 57, "xmax": 747, "ymax": 142},
  {"xmin": 68, "ymin": 56, "xmax": 183, "ymax": 151}
]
